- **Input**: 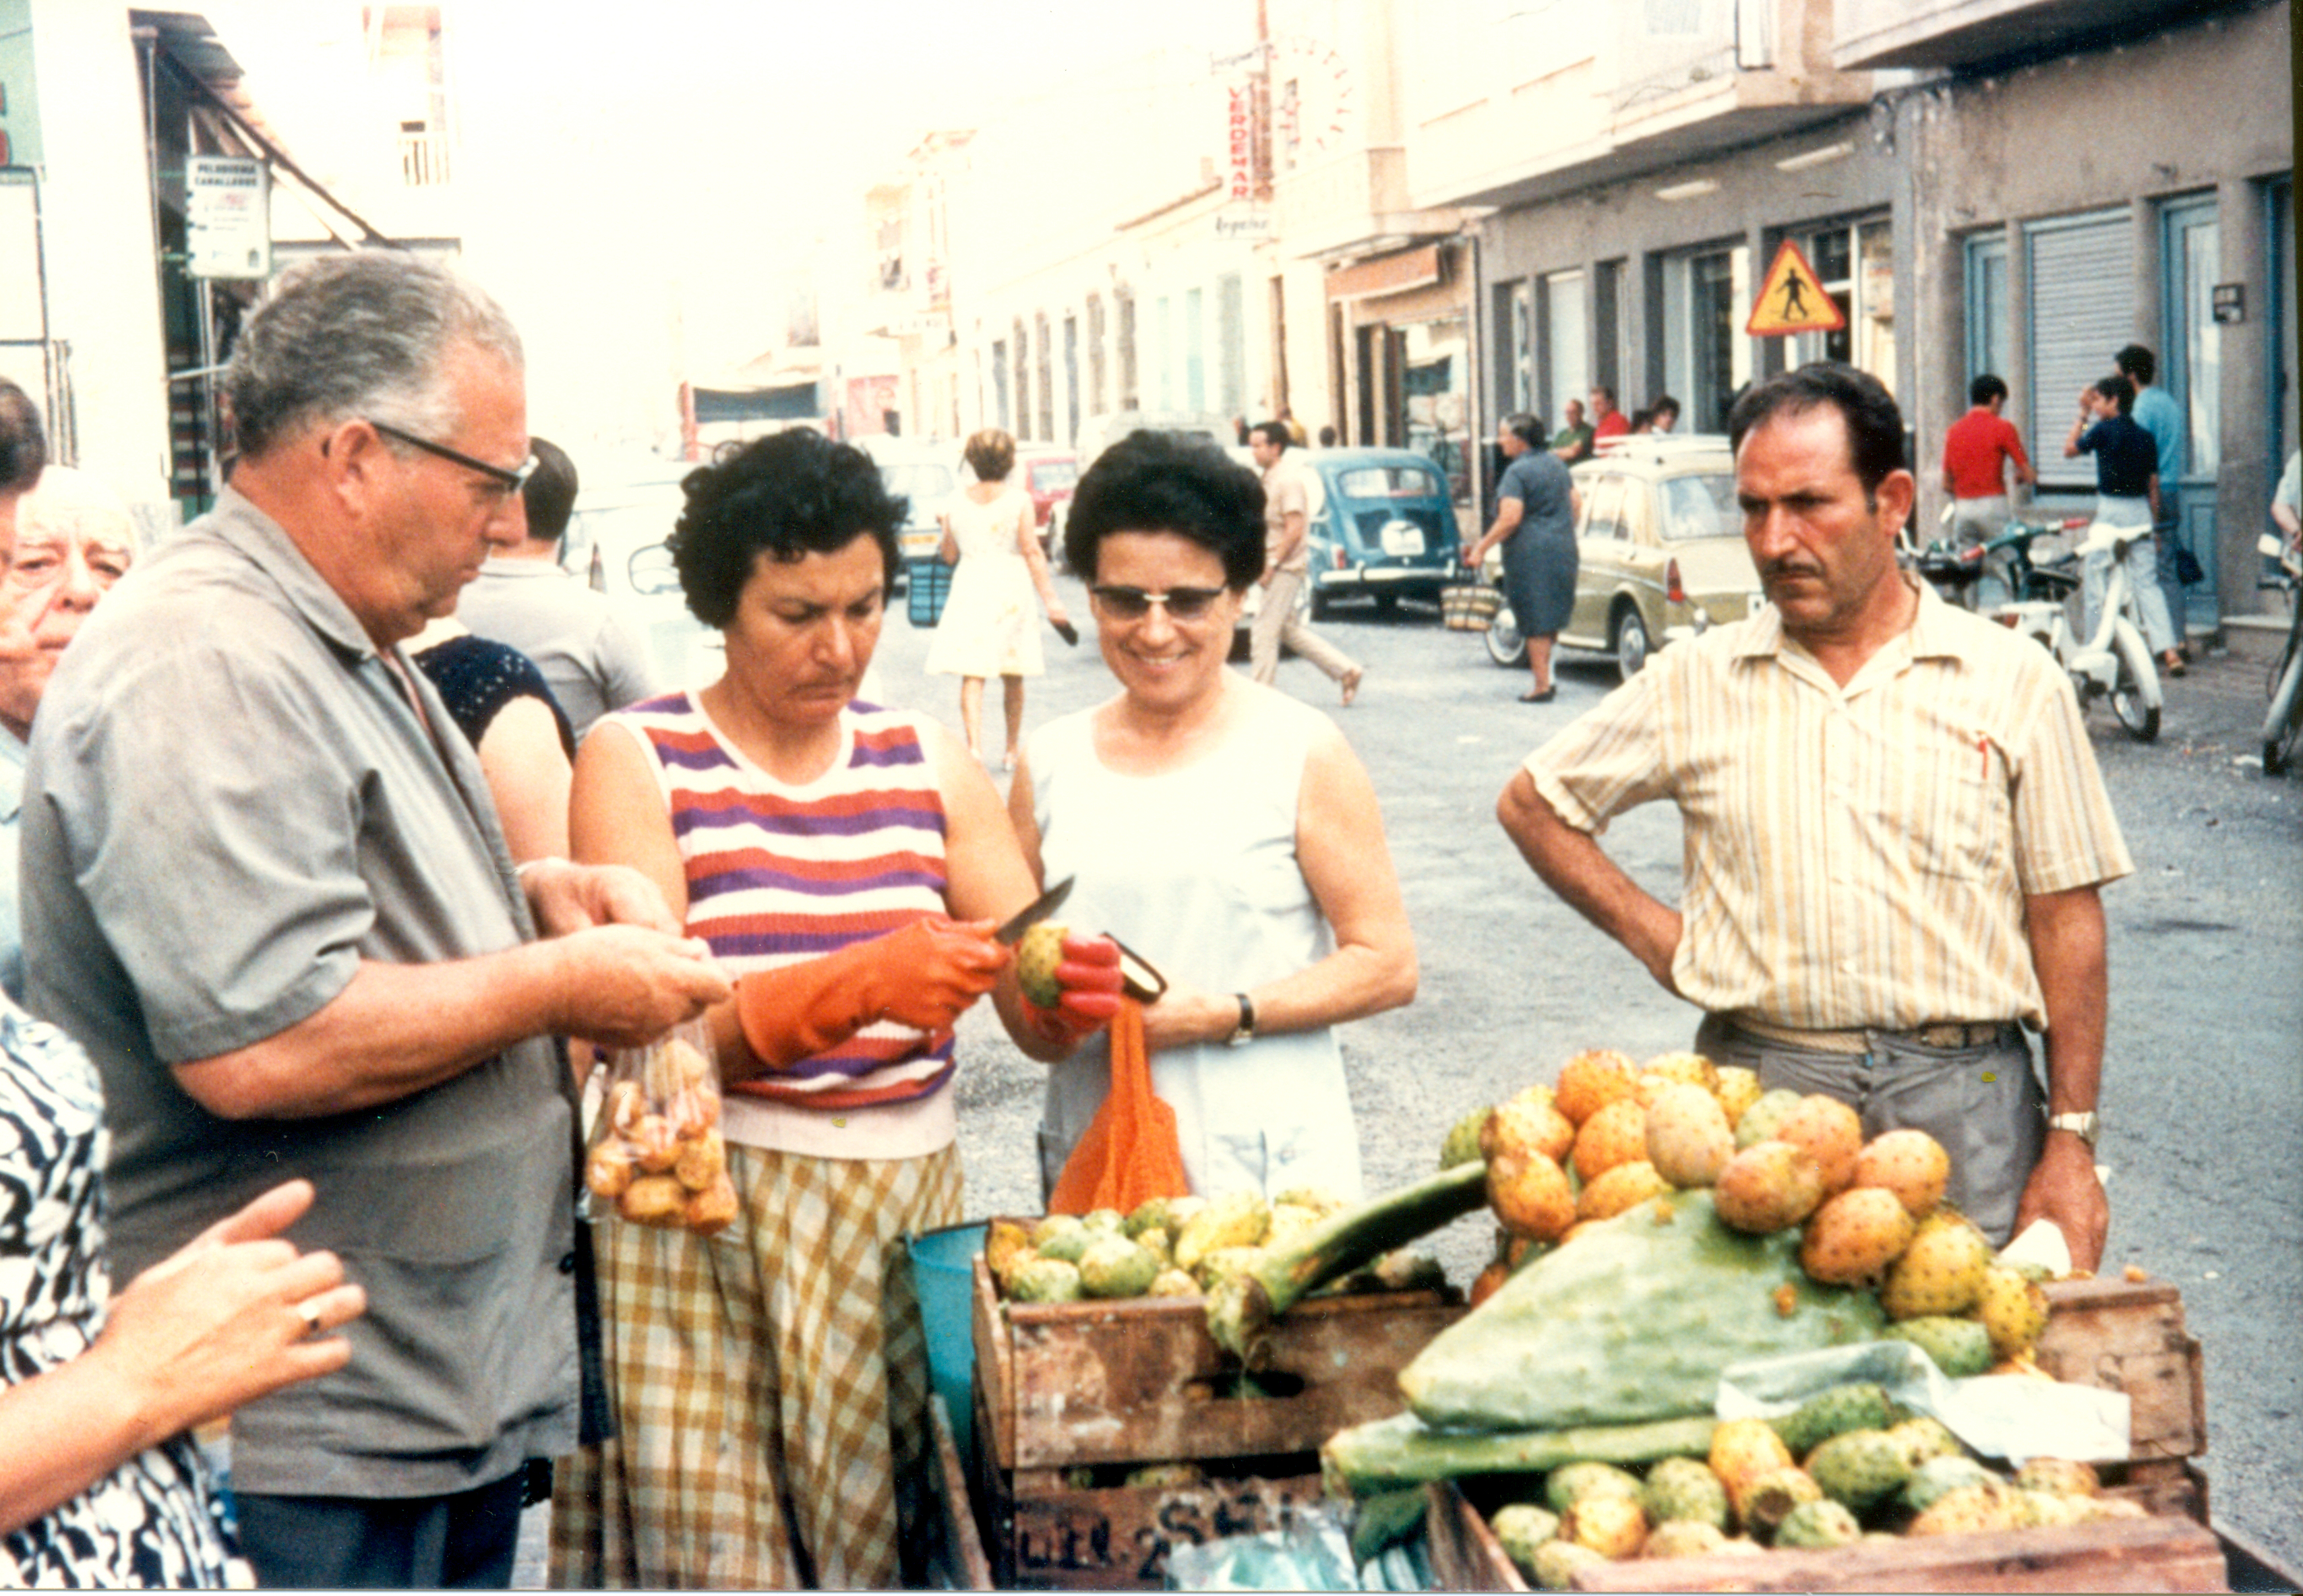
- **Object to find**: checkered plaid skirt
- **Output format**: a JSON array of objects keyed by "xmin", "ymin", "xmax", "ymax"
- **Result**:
[{"xmin": 550, "ymin": 1141, "xmax": 962, "ymax": 1589}]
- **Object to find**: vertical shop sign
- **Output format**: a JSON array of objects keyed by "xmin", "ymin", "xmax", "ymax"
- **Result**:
[{"xmin": 186, "ymin": 156, "xmax": 270, "ymax": 280}]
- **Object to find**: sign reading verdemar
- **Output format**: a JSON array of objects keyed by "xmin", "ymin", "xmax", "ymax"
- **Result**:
[
  {"xmin": 1746, "ymin": 239, "xmax": 1845, "ymax": 337},
  {"xmin": 187, "ymin": 156, "xmax": 271, "ymax": 280}
]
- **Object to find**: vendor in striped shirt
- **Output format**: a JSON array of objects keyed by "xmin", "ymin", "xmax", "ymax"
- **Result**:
[{"xmin": 1498, "ymin": 362, "xmax": 2130, "ymax": 1269}]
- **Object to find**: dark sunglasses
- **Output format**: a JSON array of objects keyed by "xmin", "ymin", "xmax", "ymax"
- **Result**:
[
  {"xmin": 1088, "ymin": 584, "xmax": 1228, "ymax": 622},
  {"xmin": 368, "ymin": 420, "xmax": 539, "ymax": 497}
]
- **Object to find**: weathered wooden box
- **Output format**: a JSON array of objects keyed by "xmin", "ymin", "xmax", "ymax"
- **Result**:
[
  {"xmin": 1422, "ymin": 1275, "xmax": 2251, "ymax": 1593},
  {"xmin": 967, "ymin": 1246, "xmax": 1464, "ymax": 1587}
]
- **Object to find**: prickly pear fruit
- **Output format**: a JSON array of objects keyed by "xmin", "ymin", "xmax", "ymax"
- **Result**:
[
  {"xmin": 1714, "ymin": 1066, "xmax": 1763, "ymax": 1128},
  {"xmin": 1772, "ymin": 1382, "xmax": 1899, "ymax": 1459},
  {"xmin": 1774, "ymin": 1095, "xmax": 1863, "ymax": 1196},
  {"xmin": 1015, "ymin": 920, "xmax": 1067, "ymax": 1007},
  {"xmin": 1714, "ymin": 1140, "xmax": 1826, "ymax": 1233},
  {"xmin": 1976, "ymin": 1264, "xmax": 2052, "ymax": 1359},
  {"xmin": 1640, "ymin": 1520, "xmax": 1728, "ymax": 1559},
  {"xmin": 1531, "ymin": 1539, "xmax": 1608, "ymax": 1588},
  {"xmin": 1123, "ymin": 1196, "xmax": 1176, "ymax": 1238},
  {"xmin": 1852, "ymin": 1128, "xmax": 1951, "ymax": 1217},
  {"xmin": 1077, "ymin": 1235, "xmax": 1159, "ymax": 1298},
  {"xmin": 1900, "ymin": 1454, "xmax": 1997, "ymax": 1512},
  {"xmin": 1490, "ymin": 1504, "xmax": 1559, "ymax": 1579},
  {"xmin": 1441, "ymin": 1105, "xmax": 1494, "ymax": 1169},
  {"xmin": 1886, "ymin": 1314, "xmax": 1994, "ymax": 1377},
  {"xmin": 2010, "ymin": 1487, "xmax": 2093, "ymax": 1527},
  {"xmin": 1483, "ymin": 1085, "xmax": 1576, "ymax": 1166},
  {"xmin": 1555, "ymin": 1049, "xmax": 1640, "ymax": 1126},
  {"xmin": 1172, "ymin": 1189, "xmax": 1268, "ymax": 1270},
  {"xmin": 1773, "ymin": 1498, "xmax": 1863, "ymax": 1548},
  {"xmin": 1081, "ymin": 1206, "xmax": 1125, "ymax": 1234},
  {"xmin": 1739, "ymin": 1465, "xmax": 1823, "ymax": 1536},
  {"xmin": 1640, "ymin": 1456, "xmax": 1729, "ymax": 1531},
  {"xmin": 1147, "ymin": 1267, "xmax": 1197, "ymax": 1297},
  {"xmin": 1806, "ymin": 1429, "xmax": 1915, "ymax": 1510},
  {"xmin": 985, "ymin": 1219, "xmax": 1035, "ymax": 1287},
  {"xmin": 2012, "ymin": 1457, "xmax": 2099, "ymax": 1498},
  {"xmin": 1578, "ymin": 1160, "xmax": 1671, "ymax": 1221},
  {"xmin": 1572, "ymin": 1097, "xmax": 1649, "ymax": 1182},
  {"xmin": 1009, "ymin": 1256, "xmax": 1083, "ymax": 1302},
  {"xmin": 1645, "ymin": 1084, "xmax": 1735, "ymax": 1188},
  {"xmin": 1906, "ymin": 1479, "xmax": 2020, "ymax": 1536},
  {"xmin": 1880, "ymin": 1210, "xmax": 1993, "ymax": 1319},
  {"xmin": 1558, "ymin": 1494, "xmax": 1647, "ymax": 1560},
  {"xmin": 1488, "ymin": 1149, "xmax": 1577, "ymax": 1242},
  {"xmin": 1710, "ymin": 1418, "xmax": 1794, "ymax": 1516},
  {"xmin": 1029, "ymin": 1213, "xmax": 1091, "ymax": 1262},
  {"xmin": 1643, "ymin": 1049, "xmax": 1720, "ymax": 1094},
  {"xmin": 1545, "ymin": 1460, "xmax": 1644, "ymax": 1514},
  {"xmin": 1888, "ymin": 1415, "xmax": 1968, "ymax": 1466},
  {"xmin": 1735, "ymin": 1087, "xmax": 1804, "ymax": 1148},
  {"xmin": 1801, "ymin": 1187, "xmax": 1917, "ymax": 1285}
]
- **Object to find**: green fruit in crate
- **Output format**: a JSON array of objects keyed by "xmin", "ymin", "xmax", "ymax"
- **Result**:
[
  {"xmin": 1558, "ymin": 1494, "xmax": 1647, "ymax": 1559},
  {"xmin": 1545, "ymin": 1460, "xmax": 1642, "ymax": 1515},
  {"xmin": 1133, "ymin": 1226, "xmax": 1173, "ymax": 1264},
  {"xmin": 1015, "ymin": 920, "xmax": 1068, "ymax": 1008},
  {"xmin": 1081, "ymin": 1206, "xmax": 1125, "ymax": 1235},
  {"xmin": 1640, "ymin": 1456, "xmax": 1729, "ymax": 1530},
  {"xmin": 1489, "ymin": 1504, "xmax": 1559, "ymax": 1578},
  {"xmin": 1029, "ymin": 1213, "xmax": 1091, "ymax": 1263},
  {"xmin": 1122, "ymin": 1196, "xmax": 1176, "ymax": 1238},
  {"xmin": 2012, "ymin": 1456, "xmax": 2099, "ymax": 1498},
  {"xmin": 1077, "ymin": 1235, "xmax": 1160, "ymax": 1298},
  {"xmin": 1976, "ymin": 1264, "xmax": 2052, "ymax": 1359},
  {"xmin": 1265, "ymin": 1201, "xmax": 1325, "ymax": 1244},
  {"xmin": 1441, "ymin": 1104, "xmax": 1494, "ymax": 1169},
  {"xmin": 1906, "ymin": 1479, "xmax": 2020, "ymax": 1536},
  {"xmin": 1009, "ymin": 1256, "xmax": 1083, "ymax": 1303},
  {"xmin": 1739, "ymin": 1465, "xmax": 1822, "ymax": 1536},
  {"xmin": 1147, "ymin": 1267, "xmax": 1198, "ymax": 1297},
  {"xmin": 1887, "ymin": 1415, "xmax": 1967, "ymax": 1465},
  {"xmin": 1885, "ymin": 1314, "xmax": 1994, "ymax": 1377},
  {"xmin": 1189, "ymin": 1244, "xmax": 1267, "ymax": 1293},
  {"xmin": 1400, "ymin": 1190, "xmax": 1886, "ymax": 1432},
  {"xmin": 1272, "ymin": 1184, "xmax": 1346, "ymax": 1216},
  {"xmin": 1805, "ymin": 1429, "xmax": 1914, "ymax": 1509},
  {"xmin": 1640, "ymin": 1520, "xmax": 1727, "ymax": 1559},
  {"xmin": 2011, "ymin": 1487, "xmax": 2093, "ymax": 1528},
  {"xmin": 1880, "ymin": 1210, "xmax": 1993, "ymax": 1319},
  {"xmin": 1771, "ymin": 1382, "xmax": 1898, "ymax": 1459},
  {"xmin": 1172, "ymin": 1188, "xmax": 1269, "ymax": 1270},
  {"xmin": 1899, "ymin": 1454, "xmax": 1997, "ymax": 1513},
  {"xmin": 1735, "ymin": 1088, "xmax": 1804, "ymax": 1148},
  {"xmin": 1532, "ymin": 1539, "xmax": 1607, "ymax": 1589},
  {"xmin": 1122, "ymin": 1462, "xmax": 1203, "ymax": 1488},
  {"xmin": 1773, "ymin": 1498, "xmax": 1863, "ymax": 1549}
]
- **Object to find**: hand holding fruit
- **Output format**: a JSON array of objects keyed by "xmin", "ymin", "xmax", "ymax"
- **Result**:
[
  {"xmin": 1015, "ymin": 923, "xmax": 1123, "ymax": 1046},
  {"xmin": 734, "ymin": 915, "xmax": 1009, "ymax": 1072}
]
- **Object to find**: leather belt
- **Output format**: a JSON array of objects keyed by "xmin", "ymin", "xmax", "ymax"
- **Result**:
[{"xmin": 1729, "ymin": 1016, "xmax": 2012, "ymax": 1055}]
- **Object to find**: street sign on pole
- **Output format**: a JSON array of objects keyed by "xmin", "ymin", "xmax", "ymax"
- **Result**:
[
  {"xmin": 187, "ymin": 156, "xmax": 270, "ymax": 280},
  {"xmin": 1745, "ymin": 239, "xmax": 1844, "ymax": 337}
]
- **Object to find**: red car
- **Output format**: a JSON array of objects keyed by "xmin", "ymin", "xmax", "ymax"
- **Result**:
[{"xmin": 1017, "ymin": 449, "xmax": 1079, "ymax": 559}]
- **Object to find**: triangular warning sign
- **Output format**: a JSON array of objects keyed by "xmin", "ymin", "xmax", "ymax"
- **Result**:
[{"xmin": 1747, "ymin": 240, "xmax": 1847, "ymax": 336}]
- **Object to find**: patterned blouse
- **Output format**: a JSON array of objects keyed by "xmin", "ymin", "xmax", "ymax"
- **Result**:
[{"xmin": 0, "ymin": 1002, "xmax": 236, "ymax": 1587}]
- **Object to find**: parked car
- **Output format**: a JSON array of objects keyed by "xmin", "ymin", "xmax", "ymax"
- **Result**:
[
  {"xmin": 562, "ymin": 473, "xmax": 724, "ymax": 692},
  {"xmin": 856, "ymin": 437, "xmax": 963, "ymax": 594},
  {"xmin": 1298, "ymin": 448, "xmax": 1457, "ymax": 617},
  {"xmin": 1071, "ymin": 410, "xmax": 1235, "ymax": 471},
  {"xmin": 1015, "ymin": 448, "xmax": 1079, "ymax": 559},
  {"xmin": 1483, "ymin": 433, "xmax": 1759, "ymax": 679}
]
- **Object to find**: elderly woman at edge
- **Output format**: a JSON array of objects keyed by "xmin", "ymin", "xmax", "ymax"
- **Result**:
[{"xmin": 1008, "ymin": 431, "xmax": 1417, "ymax": 1202}]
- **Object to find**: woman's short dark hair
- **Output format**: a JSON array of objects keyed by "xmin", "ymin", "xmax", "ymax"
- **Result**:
[
  {"xmin": 669, "ymin": 429, "xmax": 905, "ymax": 627},
  {"xmin": 1063, "ymin": 431, "xmax": 1265, "ymax": 590},
  {"xmin": 963, "ymin": 427, "xmax": 1015, "ymax": 481},
  {"xmin": 1727, "ymin": 362, "xmax": 1906, "ymax": 499}
]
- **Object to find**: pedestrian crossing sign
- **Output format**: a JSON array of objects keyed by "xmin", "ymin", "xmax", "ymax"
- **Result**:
[{"xmin": 1746, "ymin": 240, "xmax": 1846, "ymax": 336}]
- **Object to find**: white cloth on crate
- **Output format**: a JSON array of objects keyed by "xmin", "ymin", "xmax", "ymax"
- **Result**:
[
  {"xmin": 924, "ymin": 488, "xmax": 1044, "ymax": 679},
  {"xmin": 1025, "ymin": 685, "xmax": 1365, "ymax": 1202}
]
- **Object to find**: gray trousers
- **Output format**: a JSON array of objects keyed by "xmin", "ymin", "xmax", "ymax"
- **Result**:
[
  {"xmin": 1250, "ymin": 565, "xmax": 1359, "ymax": 687},
  {"xmin": 1694, "ymin": 1015, "xmax": 2045, "ymax": 1245}
]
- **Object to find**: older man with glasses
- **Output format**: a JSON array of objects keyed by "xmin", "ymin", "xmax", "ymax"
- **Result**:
[{"xmin": 20, "ymin": 249, "xmax": 729, "ymax": 1589}]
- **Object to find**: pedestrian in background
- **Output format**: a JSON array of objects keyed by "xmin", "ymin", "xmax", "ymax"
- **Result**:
[
  {"xmin": 1648, "ymin": 395, "xmax": 1681, "ymax": 434},
  {"xmin": 0, "ymin": 466, "xmax": 133, "ymax": 1001},
  {"xmin": 1942, "ymin": 373, "xmax": 2036, "ymax": 549},
  {"xmin": 1466, "ymin": 412, "xmax": 1580, "ymax": 702},
  {"xmin": 2064, "ymin": 373, "xmax": 2184, "ymax": 676},
  {"xmin": 20, "ymin": 251, "xmax": 728, "ymax": 1589},
  {"xmin": 454, "ymin": 437, "xmax": 663, "ymax": 740},
  {"xmin": 1499, "ymin": 362, "xmax": 2128, "ymax": 1264},
  {"xmin": 2116, "ymin": 344, "xmax": 2193, "ymax": 663},
  {"xmin": 1248, "ymin": 420, "xmax": 1364, "ymax": 706},
  {"xmin": 1589, "ymin": 385, "xmax": 1629, "ymax": 441},
  {"xmin": 1550, "ymin": 398, "xmax": 1594, "ymax": 464}
]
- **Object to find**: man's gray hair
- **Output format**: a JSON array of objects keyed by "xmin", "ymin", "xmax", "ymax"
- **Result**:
[{"xmin": 223, "ymin": 251, "xmax": 522, "ymax": 460}]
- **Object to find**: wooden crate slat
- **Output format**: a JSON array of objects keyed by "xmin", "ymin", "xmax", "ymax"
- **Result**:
[
  {"xmin": 1425, "ymin": 1480, "xmax": 1530, "ymax": 1591},
  {"xmin": 994, "ymin": 1467, "xmax": 1327, "ymax": 1589},
  {"xmin": 2034, "ymin": 1277, "xmax": 2207, "ymax": 1460},
  {"xmin": 926, "ymin": 1394, "xmax": 994, "ymax": 1591}
]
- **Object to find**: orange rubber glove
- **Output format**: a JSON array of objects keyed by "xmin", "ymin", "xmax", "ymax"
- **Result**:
[
  {"xmin": 734, "ymin": 916, "xmax": 1009, "ymax": 1072},
  {"xmin": 1024, "ymin": 933, "xmax": 1125, "ymax": 1048}
]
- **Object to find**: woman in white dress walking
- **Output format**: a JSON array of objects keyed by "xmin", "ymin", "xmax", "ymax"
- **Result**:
[{"xmin": 924, "ymin": 428, "xmax": 1071, "ymax": 768}]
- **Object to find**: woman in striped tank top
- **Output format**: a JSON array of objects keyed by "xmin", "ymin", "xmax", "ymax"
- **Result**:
[{"xmin": 549, "ymin": 433, "xmax": 1107, "ymax": 1589}]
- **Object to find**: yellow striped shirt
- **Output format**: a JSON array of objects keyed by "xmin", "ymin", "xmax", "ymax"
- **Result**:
[{"xmin": 1524, "ymin": 581, "xmax": 2132, "ymax": 1031}]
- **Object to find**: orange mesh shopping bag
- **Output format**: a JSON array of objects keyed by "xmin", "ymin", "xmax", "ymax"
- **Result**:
[{"xmin": 1046, "ymin": 998, "xmax": 1191, "ymax": 1214}]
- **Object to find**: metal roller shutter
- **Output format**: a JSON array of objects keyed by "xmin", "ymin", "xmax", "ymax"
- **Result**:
[{"xmin": 2027, "ymin": 210, "xmax": 2134, "ymax": 490}]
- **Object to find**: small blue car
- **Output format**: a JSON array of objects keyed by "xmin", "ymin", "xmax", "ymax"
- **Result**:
[{"xmin": 1298, "ymin": 448, "xmax": 1463, "ymax": 617}]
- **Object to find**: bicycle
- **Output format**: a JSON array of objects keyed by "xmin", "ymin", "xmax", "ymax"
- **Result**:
[
  {"xmin": 1991, "ymin": 520, "xmax": 2163, "ymax": 741},
  {"xmin": 2257, "ymin": 532, "xmax": 2303, "ymax": 774}
]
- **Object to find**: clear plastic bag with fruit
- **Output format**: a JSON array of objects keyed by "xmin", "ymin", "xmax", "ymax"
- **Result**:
[{"xmin": 582, "ymin": 1018, "xmax": 738, "ymax": 1235}]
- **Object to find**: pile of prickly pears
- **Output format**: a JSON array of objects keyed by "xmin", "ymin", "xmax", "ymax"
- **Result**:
[
  {"xmin": 1461, "ymin": 1050, "xmax": 2059, "ymax": 1372},
  {"xmin": 1491, "ymin": 1386, "xmax": 2143, "ymax": 1585}
]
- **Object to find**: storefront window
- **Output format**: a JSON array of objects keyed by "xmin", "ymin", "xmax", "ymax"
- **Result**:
[
  {"xmin": 1402, "ymin": 316, "xmax": 1471, "ymax": 512},
  {"xmin": 1545, "ymin": 270, "xmax": 1588, "ymax": 431},
  {"xmin": 1663, "ymin": 245, "xmax": 1748, "ymax": 432},
  {"xmin": 1797, "ymin": 218, "xmax": 1895, "ymax": 394}
]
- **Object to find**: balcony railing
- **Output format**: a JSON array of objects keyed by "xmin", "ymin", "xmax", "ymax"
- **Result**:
[{"xmin": 399, "ymin": 131, "xmax": 451, "ymax": 188}]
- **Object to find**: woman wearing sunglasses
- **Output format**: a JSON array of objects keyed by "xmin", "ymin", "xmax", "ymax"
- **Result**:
[{"xmin": 1007, "ymin": 431, "xmax": 1418, "ymax": 1202}]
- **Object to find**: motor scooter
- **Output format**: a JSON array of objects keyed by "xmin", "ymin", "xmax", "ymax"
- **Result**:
[{"xmin": 1992, "ymin": 520, "xmax": 2163, "ymax": 743}]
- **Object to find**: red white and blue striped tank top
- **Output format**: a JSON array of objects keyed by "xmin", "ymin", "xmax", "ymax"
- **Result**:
[{"xmin": 601, "ymin": 694, "xmax": 957, "ymax": 1156}]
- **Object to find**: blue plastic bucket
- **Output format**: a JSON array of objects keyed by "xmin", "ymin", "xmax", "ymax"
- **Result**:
[{"xmin": 907, "ymin": 1221, "xmax": 986, "ymax": 1469}]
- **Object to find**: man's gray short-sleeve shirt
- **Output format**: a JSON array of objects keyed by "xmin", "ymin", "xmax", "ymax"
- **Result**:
[
  {"xmin": 454, "ymin": 558, "xmax": 662, "ymax": 738},
  {"xmin": 21, "ymin": 489, "xmax": 578, "ymax": 1498}
]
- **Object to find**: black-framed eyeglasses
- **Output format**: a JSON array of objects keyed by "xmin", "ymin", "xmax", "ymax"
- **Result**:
[
  {"xmin": 1088, "ymin": 584, "xmax": 1228, "ymax": 623},
  {"xmin": 369, "ymin": 419, "xmax": 539, "ymax": 498}
]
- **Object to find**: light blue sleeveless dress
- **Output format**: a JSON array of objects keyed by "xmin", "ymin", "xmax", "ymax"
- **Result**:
[{"xmin": 1026, "ymin": 684, "xmax": 1365, "ymax": 1202}]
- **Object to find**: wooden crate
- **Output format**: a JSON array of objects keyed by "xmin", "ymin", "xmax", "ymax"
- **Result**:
[
  {"xmin": 1425, "ymin": 1276, "xmax": 2236, "ymax": 1593},
  {"xmin": 924, "ymin": 1394, "xmax": 993, "ymax": 1591},
  {"xmin": 969, "ymin": 1250, "xmax": 1464, "ymax": 1471}
]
